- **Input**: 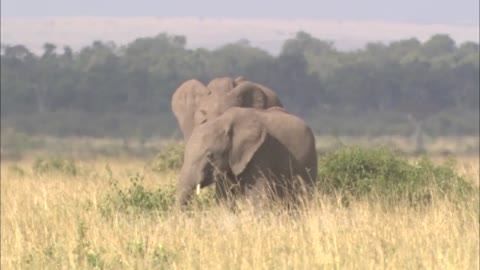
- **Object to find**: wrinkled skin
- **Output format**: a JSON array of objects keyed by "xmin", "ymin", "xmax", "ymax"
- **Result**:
[
  {"xmin": 176, "ymin": 107, "xmax": 317, "ymax": 209},
  {"xmin": 171, "ymin": 76, "xmax": 283, "ymax": 140}
]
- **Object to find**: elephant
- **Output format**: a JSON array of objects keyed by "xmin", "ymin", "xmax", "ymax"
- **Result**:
[
  {"xmin": 171, "ymin": 79, "xmax": 211, "ymax": 140},
  {"xmin": 171, "ymin": 76, "xmax": 283, "ymax": 140},
  {"xmin": 176, "ymin": 107, "xmax": 317, "ymax": 209}
]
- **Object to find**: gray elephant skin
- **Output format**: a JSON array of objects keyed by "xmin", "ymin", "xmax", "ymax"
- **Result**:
[
  {"xmin": 176, "ymin": 107, "xmax": 317, "ymax": 208},
  {"xmin": 171, "ymin": 76, "xmax": 283, "ymax": 140}
]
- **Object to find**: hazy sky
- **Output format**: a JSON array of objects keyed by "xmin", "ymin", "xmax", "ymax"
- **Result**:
[{"xmin": 2, "ymin": 0, "xmax": 479, "ymax": 24}]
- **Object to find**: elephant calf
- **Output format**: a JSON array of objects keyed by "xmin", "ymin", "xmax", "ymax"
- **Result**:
[{"xmin": 176, "ymin": 107, "xmax": 317, "ymax": 209}]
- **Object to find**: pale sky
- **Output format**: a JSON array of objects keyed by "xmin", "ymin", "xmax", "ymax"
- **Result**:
[{"xmin": 2, "ymin": 0, "xmax": 479, "ymax": 24}]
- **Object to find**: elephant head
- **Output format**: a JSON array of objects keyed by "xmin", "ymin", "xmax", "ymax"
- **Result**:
[
  {"xmin": 176, "ymin": 110, "xmax": 266, "ymax": 207},
  {"xmin": 207, "ymin": 77, "xmax": 236, "ymax": 93},
  {"xmin": 193, "ymin": 81, "xmax": 267, "ymax": 127}
]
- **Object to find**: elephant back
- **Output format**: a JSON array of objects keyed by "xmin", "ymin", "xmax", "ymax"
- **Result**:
[
  {"xmin": 207, "ymin": 77, "xmax": 235, "ymax": 94},
  {"xmin": 234, "ymin": 76, "xmax": 283, "ymax": 108},
  {"xmin": 257, "ymin": 85, "xmax": 284, "ymax": 108}
]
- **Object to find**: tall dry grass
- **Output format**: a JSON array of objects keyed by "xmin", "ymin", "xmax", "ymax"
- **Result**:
[{"xmin": 1, "ymin": 158, "xmax": 479, "ymax": 269}]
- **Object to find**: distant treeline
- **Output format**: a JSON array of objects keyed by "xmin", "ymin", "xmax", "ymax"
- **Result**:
[{"xmin": 1, "ymin": 32, "xmax": 478, "ymax": 140}]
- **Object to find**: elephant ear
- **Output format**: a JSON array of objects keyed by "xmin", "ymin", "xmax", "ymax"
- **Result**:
[
  {"xmin": 228, "ymin": 115, "xmax": 267, "ymax": 175},
  {"xmin": 234, "ymin": 76, "xmax": 246, "ymax": 85},
  {"xmin": 171, "ymin": 79, "xmax": 210, "ymax": 140},
  {"xmin": 230, "ymin": 82, "xmax": 267, "ymax": 109}
]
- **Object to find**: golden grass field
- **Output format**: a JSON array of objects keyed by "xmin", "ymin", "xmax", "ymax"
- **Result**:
[{"xmin": 1, "ymin": 135, "xmax": 479, "ymax": 269}]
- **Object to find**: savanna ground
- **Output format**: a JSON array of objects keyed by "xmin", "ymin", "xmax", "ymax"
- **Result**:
[{"xmin": 1, "ymin": 135, "xmax": 479, "ymax": 269}]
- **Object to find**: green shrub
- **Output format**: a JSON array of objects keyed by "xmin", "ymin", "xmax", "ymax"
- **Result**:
[
  {"xmin": 32, "ymin": 157, "xmax": 78, "ymax": 176},
  {"xmin": 99, "ymin": 173, "xmax": 176, "ymax": 216},
  {"xmin": 150, "ymin": 141, "xmax": 185, "ymax": 173},
  {"xmin": 317, "ymin": 146, "xmax": 476, "ymax": 205},
  {"xmin": 99, "ymin": 172, "xmax": 216, "ymax": 216}
]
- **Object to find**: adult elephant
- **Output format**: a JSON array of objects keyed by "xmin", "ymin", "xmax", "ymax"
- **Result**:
[
  {"xmin": 176, "ymin": 107, "xmax": 317, "ymax": 208},
  {"xmin": 171, "ymin": 76, "xmax": 283, "ymax": 140}
]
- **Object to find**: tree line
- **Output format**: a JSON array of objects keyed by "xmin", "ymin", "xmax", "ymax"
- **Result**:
[{"xmin": 1, "ymin": 32, "xmax": 478, "ymax": 141}]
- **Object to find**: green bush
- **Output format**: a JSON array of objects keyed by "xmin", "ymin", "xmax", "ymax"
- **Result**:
[
  {"xmin": 99, "ymin": 173, "xmax": 176, "ymax": 216},
  {"xmin": 99, "ymin": 172, "xmax": 215, "ymax": 216},
  {"xmin": 150, "ymin": 141, "xmax": 185, "ymax": 173},
  {"xmin": 317, "ymin": 146, "xmax": 476, "ymax": 205},
  {"xmin": 32, "ymin": 157, "xmax": 78, "ymax": 176}
]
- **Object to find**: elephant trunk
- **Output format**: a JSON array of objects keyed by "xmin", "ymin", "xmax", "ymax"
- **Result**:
[
  {"xmin": 180, "ymin": 111, "xmax": 195, "ymax": 141},
  {"xmin": 176, "ymin": 167, "xmax": 197, "ymax": 208},
  {"xmin": 176, "ymin": 163, "xmax": 209, "ymax": 208}
]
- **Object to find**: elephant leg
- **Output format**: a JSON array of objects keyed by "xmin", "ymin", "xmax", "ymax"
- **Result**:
[
  {"xmin": 297, "ymin": 167, "xmax": 317, "ymax": 203},
  {"xmin": 215, "ymin": 173, "xmax": 240, "ymax": 209},
  {"xmin": 243, "ymin": 176, "xmax": 272, "ymax": 211}
]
